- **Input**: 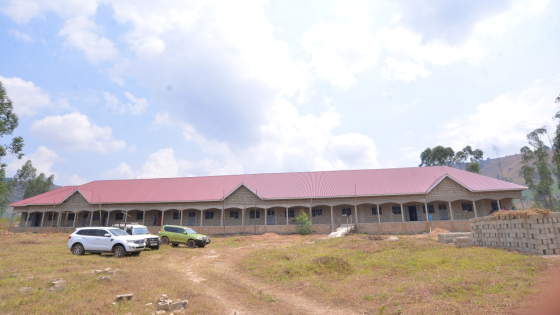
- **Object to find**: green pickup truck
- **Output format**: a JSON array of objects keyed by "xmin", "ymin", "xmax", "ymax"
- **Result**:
[{"xmin": 158, "ymin": 225, "xmax": 211, "ymax": 248}]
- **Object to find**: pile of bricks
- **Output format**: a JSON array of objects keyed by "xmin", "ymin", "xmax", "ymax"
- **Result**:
[
  {"xmin": 438, "ymin": 232, "xmax": 471, "ymax": 244},
  {"xmin": 470, "ymin": 212, "xmax": 560, "ymax": 255}
]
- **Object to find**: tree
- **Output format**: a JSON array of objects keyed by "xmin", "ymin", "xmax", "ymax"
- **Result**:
[
  {"xmin": 8, "ymin": 160, "xmax": 55, "ymax": 201},
  {"xmin": 24, "ymin": 173, "xmax": 55, "ymax": 199},
  {"xmin": 0, "ymin": 81, "xmax": 24, "ymax": 218},
  {"xmin": 455, "ymin": 145, "xmax": 483, "ymax": 174},
  {"xmin": 552, "ymin": 111, "xmax": 560, "ymax": 190},
  {"xmin": 527, "ymin": 128, "xmax": 555, "ymax": 210},
  {"xmin": 519, "ymin": 146, "xmax": 540, "ymax": 208},
  {"xmin": 295, "ymin": 210, "xmax": 312, "ymax": 235},
  {"xmin": 419, "ymin": 146, "xmax": 455, "ymax": 166}
]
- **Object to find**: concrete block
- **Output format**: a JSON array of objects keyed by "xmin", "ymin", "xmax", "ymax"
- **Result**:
[
  {"xmin": 48, "ymin": 285, "xmax": 65, "ymax": 293},
  {"xmin": 115, "ymin": 294, "xmax": 133, "ymax": 302},
  {"xmin": 157, "ymin": 303, "xmax": 170, "ymax": 311},
  {"xmin": 170, "ymin": 301, "xmax": 188, "ymax": 311}
]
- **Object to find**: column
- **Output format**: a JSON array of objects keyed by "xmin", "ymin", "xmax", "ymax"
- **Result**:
[
  {"xmin": 9, "ymin": 213, "xmax": 14, "ymax": 229},
  {"xmin": 142, "ymin": 210, "xmax": 146, "ymax": 225},
  {"xmin": 354, "ymin": 204, "xmax": 358, "ymax": 225},
  {"xmin": 497, "ymin": 199, "xmax": 501, "ymax": 210},
  {"xmin": 376, "ymin": 204, "xmax": 381, "ymax": 224},
  {"xmin": 161, "ymin": 210, "xmax": 165, "ymax": 226},
  {"xmin": 242, "ymin": 208, "xmax": 245, "ymax": 226},
  {"xmin": 25, "ymin": 212, "xmax": 29, "ymax": 227},
  {"xmin": 424, "ymin": 203, "xmax": 430, "ymax": 222},
  {"xmin": 180, "ymin": 210, "xmax": 184, "ymax": 226},
  {"xmin": 220, "ymin": 209, "xmax": 224, "ymax": 227},
  {"xmin": 448, "ymin": 201, "xmax": 454, "ymax": 221},
  {"xmin": 286, "ymin": 207, "xmax": 289, "ymax": 226},
  {"xmin": 89, "ymin": 211, "xmax": 93, "ymax": 226},
  {"xmin": 200, "ymin": 210, "xmax": 203, "ymax": 226},
  {"xmin": 124, "ymin": 210, "xmax": 128, "ymax": 224},
  {"xmin": 472, "ymin": 201, "xmax": 478, "ymax": 218},
  {"xmin": 330, "ymin": 206, "xmax": 334, "ymax": 230},
  {"xmin": 264, "ymin": 208, "xmax": 268, "ymax": 226},
  {"xmin": 400, "ymin": 204, "xmax": 405, "ymax": 222},
  {"xmin": 73, "ymin": 212, "xmax": 77, "ymax": 227},
  {"xmin": 40, "ymin": 212, "xmax": 45, "ymax": 227}
]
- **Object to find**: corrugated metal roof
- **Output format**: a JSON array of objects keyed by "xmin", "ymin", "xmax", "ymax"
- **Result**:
[{"xmin": 10, "ymin": 166, "xmax": 526, "ymax": 206}]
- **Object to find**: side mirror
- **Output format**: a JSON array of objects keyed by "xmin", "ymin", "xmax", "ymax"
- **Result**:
[
  {"xmin": 104, "ymin": 233, "xmax": 111, "ymax": 237},
  {"xmin": 184, "ymin": 231, "xmax": 188, "ymax": 234}
]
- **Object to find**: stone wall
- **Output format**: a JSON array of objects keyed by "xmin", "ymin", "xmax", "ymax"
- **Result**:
[{"xmin": 470, "ymin": 212, "xmax": 560, "ymax": 255}]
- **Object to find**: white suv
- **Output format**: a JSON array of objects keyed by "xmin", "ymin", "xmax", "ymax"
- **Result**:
[
  {"xmin": 113, "ymin": 223, "xmax": 160, "ymax": 250},
  {"xmin": 68, "ymin": 227, "xmax": 146, "ymax": 258}
]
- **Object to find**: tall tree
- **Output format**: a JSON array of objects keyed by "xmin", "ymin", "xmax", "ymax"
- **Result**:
[
  {"xmin": 0, "ymin": 81, "xmax": 24, "ymax": 218},
  {"xmin": 419, "ymin": 146, "xmax": 455, "ymax": 166},
  {"xmin": 527, "ymin": 128, "xmax": 554, "ymax": 209},
  {"xmin": 9, "ymin": 160, "xmax": 36, "ymax": 202},
  {"xmin": 24, "ymin": 173, "xmax": 55, "ymax": 199},
  {"xmin": 552, "ymin": 110, "xmax": 560, "ymax": 190},
  {"xmin": 452, "ymin": 145, "xmax": 484, "ymax": 174}
]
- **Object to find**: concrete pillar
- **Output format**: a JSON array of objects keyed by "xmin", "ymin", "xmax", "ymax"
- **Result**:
[
  {"xmin": 448, "ymin": 201, "xmax": 454, "ymax": 221},
  {"xmin": 424, "ymin": 203, "xmax": 430, "ymax": 222},
  {"xmin": 124, "ymin": 210, "xmax": 128, "ymax": 224},
  {"xmin": 89, "ymin": 211, "xmax": 93, "ymax": 226},
  {"xmin": 180, "ymin": 210, "xmax": 184, "ymax": 226},
  {"xmin": 354, "ymin": 204, "xmax": 358, "ymax": 225},
  {"xmin": 73, "ymin": 212, "xmax": 77, "ymax": 227},
  {"xmin": 220, "ymin": 209, "xmax": 224, "ymax": 227},
  {"xmin": 161, "ymin": 210, "xmax": 165, "ymax": 226},
  {"xmin": 242, "ymin": 208, "xmax": 245, "ymax": 226},
  {"xmin": 286, "ymin": 207, "xmax": 289, "ymax": 226},
  {"xmin": 200, "ymin": 210, "xmax": 203, "ymax": 226},
  {"xmin": 40, "ymin": 212, "xmax": 45, "ymax": 227},
  {"xmin": 9, "ymin": 213, "xmax": 14, "ymax": 229},
  {"xmin": 265, "ymin": 208, "xmax": 268, "ymax": 226},
  {"xmin": 376, "ymin": 204, "xmax": 381, "ymax": 224},
  {"xmin": 497, "ymin": 199, "xmax": 501, "ymax": 210},
  {"xmin": 142, "ymin": 210, "xmax": 146, "ymax": 225},
  {"xmin": 25, "ymin": 212, "xmax": 29, "ymax": 227},
  {"xmin": 472, "ymin": 201, "xmax": 478, "ymax": 218},
  {"xmin": 330, "ymin": 206, "xmax": 334, "ymax": 230},
  {"xmin": 400, "ymin": 204, "xmax": 404, "ymax": 222}
]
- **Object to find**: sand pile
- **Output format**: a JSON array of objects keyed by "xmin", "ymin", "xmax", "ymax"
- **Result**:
[{"xmin": 489, "ymin": 208, "xmax": 550, "ymax": 219}]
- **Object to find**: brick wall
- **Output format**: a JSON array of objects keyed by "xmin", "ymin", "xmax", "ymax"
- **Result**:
[{"xmin": 470, "ymin": 212, "xmax": 560, "ymax": 255}]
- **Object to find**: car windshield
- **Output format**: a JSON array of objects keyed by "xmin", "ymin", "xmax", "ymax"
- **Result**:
[
  {"xmin": 109, "ymin": 229, "xmax": 129, "ymax": 236},
  {"xmin": 185, "ymin": 228, "xmax": 197, "ymax": 234},
  {"xmin": 133, "ymin": 227, "xmax": 150, "ymax": 235}
]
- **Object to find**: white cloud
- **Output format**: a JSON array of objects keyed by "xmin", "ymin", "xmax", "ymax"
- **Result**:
[
  {"xmin": 381, "ymin": 57, "xmax": 430, "ymax": 82},
  {"xmin": 6, "ymin": 146, "xmax": 63, "ymax": 178},
  {"xmin": 440, "ymin": 77, "xmax": 560, "ymax": 151},
  {"xmin": 103, "ymin": 91, "xmax": 148, "ymax": 115},
  {"xmin": 0, "ymin": 0, "xmax": 98, "ymax": 24},
  {"xmin": 329, "ymin": 133, "xmax": 378, "ymax": 169},
  {"xmin": 0, "ymin": 76, "xmax": 54, "ymax": 116},
  {"xmin": 65, "ymin": 174, "xmax": 87, "ymax": 185},
  {"xmin": 30, "ymin": 112, "xmax": 127, "ymax": 153},
  {"xmin": 59, "ymin": 16, "xmax": 118, "ymax": 64},
  {"xmin": 7, "ymin": 29, "xmax": 33, "ymax": 41}
]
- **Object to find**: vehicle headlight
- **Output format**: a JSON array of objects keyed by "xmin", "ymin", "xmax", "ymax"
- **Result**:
[
  {"xmin": 195, "ymin": 236, "xmax": 203, "ymax": 240},
  {"xmin": 126, "ymin": 240, "xmax": 136, "ymax": 244}
]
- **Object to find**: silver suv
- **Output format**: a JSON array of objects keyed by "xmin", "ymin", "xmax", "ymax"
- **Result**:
[{"xmin": 68, "ymin": 227, "xmax": 146, "ymax": 258}]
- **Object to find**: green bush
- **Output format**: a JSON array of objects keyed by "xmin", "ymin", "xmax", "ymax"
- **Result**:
[{"xmin": 295, "ymin": 210, "xmax": 312, "ymax": 235}]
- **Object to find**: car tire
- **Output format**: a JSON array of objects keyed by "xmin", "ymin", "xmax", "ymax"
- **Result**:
[
  {"xmin": 171, "ymin": 243, "xmax": 179, "ymax": 247},
  {"xmin": 161, "ymin": 237, "xmax": 169, "ymax": 245},
  {"xmin": 113, "ymin": 245, "xmax": 126, "ymax": 258},
  {"xmin": 71, "ymin": 243, "xmax": 84, "ymax": 255},
  {"xmin": 187, "ymin": 239, "xmax": 196, "ymax": 248}
]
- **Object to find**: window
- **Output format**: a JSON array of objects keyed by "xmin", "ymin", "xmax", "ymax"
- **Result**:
[
  {"xmin": 491, "ymin": 201, "xmax": 499, "ymax": 211},
  {"xmin": 48, "ymin": 214, "xmax": 53, "ymax": 221},
  {"xmin": 115, "ymin": 212, "xmax": 124, "ymax": 221},
  {"xmin": 68, "ymin": 213, "xmax": 75, "ymax": 221},
  {"xmin": 173, "ymin": 211, "xmax": 180, "ymax": 220},
  {"xmin": 230, "ymin": 211, "xmax": 239, "ymax": 219},
  {"xmin": 462, "ymin": 203, "xmax": 473, "ymax": 212},
  {"xmin": 205, "ymin": 211, "xmax": 214, "ymax": 219},
  {"xmin": 83, "ymin": 213, "xmax": 89, "ymax": 219},
  {"xmin": 392, "ymin": 206, "xmax": 401, "ymax": 215},
  {"xmin": 341, "ymin": 207, "xmax": 352, "ymax": 216},
  {"xmin": 136, "ymin": 212, "xmax": 143, "ymax": 220},
  {"xmin": 288, "ymin": 208, "xmax": 295, "ymax": 218},
  {"xmin": 76, "ymin": 229, "xmax": 88, "ymax": 235},
  {"xmin": 93, "ymin": 213, "xmax": 100, "ymax": 221},
  {"xmin": 312, "ymin": 208, "xmax": 322, "ymax": 217},
  {"xmin": 250, "ymin": 210, "xmax": 260, "ymax": 219},
  {"xmin": 438, "ymin": 204, "xmax": 447, "ymax": 211},
  {"xmin": 372, "ymin": 205, "xmax": 382, "ymax": 215},
  {"xmin": 423, "ymin": 205, "xmax": 435, "ymax": 214}
]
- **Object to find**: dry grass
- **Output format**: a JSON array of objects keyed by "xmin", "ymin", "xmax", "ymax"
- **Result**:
[
  {"xmin": 238, "ymin": 234, "xmax": 556, "ymax": 315},
  {"xmin": 0, "ymin": 232, "xmax": 556, "ymax": 315}
]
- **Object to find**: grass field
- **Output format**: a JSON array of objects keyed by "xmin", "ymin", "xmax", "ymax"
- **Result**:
[{"xmin": 0, "ymin": 231, "xmax": 556, "ymax": 315}]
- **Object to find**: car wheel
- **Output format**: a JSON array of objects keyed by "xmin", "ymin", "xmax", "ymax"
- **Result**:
[
  {"xmin": 113, "ymin": 245, "xmax": 126, "ymax": 258},
  {"xmin": 161, "ymin": 237, "xmax": 169, "ymax": 245},
  {"xmin": 187, "ymin": 239, "xmax": 196, "ymax": 248},
  {"xmin": 71, "ymin": 243, "xmax": 84, "ymax": 255},
  {"xmin": 171, "ymin": 243, "xmax": 179, "ymax": 247}
]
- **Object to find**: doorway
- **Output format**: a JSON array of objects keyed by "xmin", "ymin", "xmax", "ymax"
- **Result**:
[
  {"xmin": 188, "ymin": 212, "xmax": 196, "ymax": 226},
  {"xmin": 408, "ymin": 206, "xmax": 418, "ymax": 221},
  {"xmin": 267, "ymin": 209, "xmax": 275, "ymax": 225},
  {"xmin": 81, "ymin": 212, "xmax": 88, "ymax": 226}
]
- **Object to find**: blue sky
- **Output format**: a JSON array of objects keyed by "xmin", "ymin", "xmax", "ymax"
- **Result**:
[{"xmin": 0, "ymin": 0, "xmax": 559, "ymax": 185}]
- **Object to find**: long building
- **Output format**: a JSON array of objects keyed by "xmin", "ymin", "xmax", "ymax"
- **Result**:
[{"xmin": 8, "ymin": 166, "xmax": 526, "ymax": 234}]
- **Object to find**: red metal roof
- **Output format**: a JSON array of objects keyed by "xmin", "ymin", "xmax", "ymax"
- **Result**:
[{"xmin": 10, "ymin": 166, "xmax": 526, "ymax": 206}]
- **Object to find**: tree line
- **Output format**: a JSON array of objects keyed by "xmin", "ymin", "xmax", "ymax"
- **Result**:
[{"xmin": 419, "ymin": 145, "xmax": 484, "ymax": 174}]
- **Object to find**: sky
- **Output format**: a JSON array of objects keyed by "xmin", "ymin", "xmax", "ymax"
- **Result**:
[{"xmin": 0, "ymin": 0, "xmax": 559, "ymax": 186}]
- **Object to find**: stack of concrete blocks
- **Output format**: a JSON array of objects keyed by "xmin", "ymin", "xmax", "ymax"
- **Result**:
[
  {"xmin": 470, "ymin": 212, "xmax": 560, "ymax": 255},
  {"xmin": 438, "ymin": 232, "xmax": 471, "ymax": 244}
]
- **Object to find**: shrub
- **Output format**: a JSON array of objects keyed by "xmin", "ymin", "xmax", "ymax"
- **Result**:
[{"xmin": 295, "ymin": 210, "xmax": 312, "ymax": 235}]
